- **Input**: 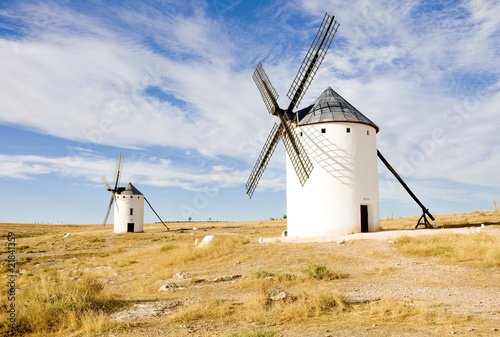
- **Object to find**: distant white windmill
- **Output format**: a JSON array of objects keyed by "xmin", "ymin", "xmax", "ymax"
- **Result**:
[{"xmin": 101, "ymin": 154, "xmax": 169, "ymax": 233}]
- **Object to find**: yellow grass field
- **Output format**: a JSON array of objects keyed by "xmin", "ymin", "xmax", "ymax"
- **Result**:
[{"xmin": 1, "ymin": 211, "xmax": 500, "ymax": 336}]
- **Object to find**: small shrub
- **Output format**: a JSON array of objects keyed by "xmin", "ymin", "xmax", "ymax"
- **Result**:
[
  {"xmin": 114, "ymin": 260, "xmax": 138, "ymax": 268},
  {"xmin": 160, "ymin": 244, "xmax": 174, "ymax": 251},
  {"xmin": 303, "ymin": 264, "xmax": 345, "ymax": 280},
  {"xmin": 251, "ymin": 270, "xmax": 274, "ymax": 279},
  {"xmin": 89, "ymin": 238, "xmax": 105, "ymax": 243},
  {"xmin": 278, "ymin": 273, "xmax": 297, "ymax": 281}
]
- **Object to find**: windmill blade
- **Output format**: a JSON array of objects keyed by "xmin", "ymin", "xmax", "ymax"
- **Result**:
[
  {"xmin": 286, "ymin": 13, "xmax": 339, "ymax": 112},
  {"xmin": 103, "ymin": 193, "xmax": 115, "ymax": 225},
  {"xmin": 113, "ymin": 153, "xmax": 124, "ymax": 190},
  {"xmin": 253, "ymin": 61, "xmax": 280, "ymax": 115},
  {"xmin": 278, "ymin": 113, "xmax": 314, "ymax": 186},
  {"xmin": 100, "ymin": 175, "xmax": 111, "ymax": 191},
  {"xmin": 144, "ymin": 196, "xmax": 170, "ymax": 231},
  {"xmin": 246, "ymin": 122, "xmax": 284, "ymax": 198}
]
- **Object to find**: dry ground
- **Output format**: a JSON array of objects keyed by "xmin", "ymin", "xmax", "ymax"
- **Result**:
[{"xmin": 1, "ymin": 211, "xmax": 500, "ymax": 336}]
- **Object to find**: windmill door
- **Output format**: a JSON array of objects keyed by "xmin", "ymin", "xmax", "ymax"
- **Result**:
[
  {"xmin": 127, "ymin": 223, "xmax": 134, "ymax": 233},
  {"xmin": 360, "ymin": 205, "xmax": 368, "ymax": 233}
]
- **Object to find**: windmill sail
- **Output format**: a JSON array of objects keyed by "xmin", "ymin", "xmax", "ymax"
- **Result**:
[
  {"xmin": 278, "ymin": 113, "xmax": 313, "ymax": 186},
  {"xmin": 113, "ymin": 153, "xmax": 123, "ymax": 190},
  {"xmin": 102, "ymin": 153, "xmax": 124, "ymax": 225},
  {"xmin": 287, "ymin": 13, "xmax": 339, "ymax": 112},
  {"xmin": 103, "ymin": 194, "xmax": 114, "ymax": 225},
  {"xmin": 253, "ymin": 62, "xmax": 280, "ymax": 115},
  {"xmin": 246, "ymin": 12, "xmax": 338, "ymax": 198},
  {"xmin": 246, "ymin": 122, "xmax": 283, "ymax": 198}
]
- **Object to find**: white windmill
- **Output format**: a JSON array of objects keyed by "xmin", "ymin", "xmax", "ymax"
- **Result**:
[
  {"xmin": 101, "ymin": 154, "xmax": 169, "ymax": 233},
  {"xmin": 246, "ymin": 13, "xmax": 434, "ymax": 238}
]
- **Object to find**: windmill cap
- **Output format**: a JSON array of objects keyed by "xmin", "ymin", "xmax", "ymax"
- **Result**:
[
  {"xmin": 117, "ymin": 183, "xmax": 143, "ymax": 195},
  {"xmin": 296, "ymin": 87, "xmax": 379, "ymax": 132}
]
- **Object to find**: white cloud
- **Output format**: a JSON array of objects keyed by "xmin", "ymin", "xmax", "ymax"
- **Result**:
[
  {"xmin": 0, "ymin": 3, "xmax": 270, "ymax": 160},
  {"xmin": 0, "ymin": 153, "xmax": 258, "ymax": 192},
  {"xmin": 0, "ymin": 0, "xmax": 498, "ymax": 215}
]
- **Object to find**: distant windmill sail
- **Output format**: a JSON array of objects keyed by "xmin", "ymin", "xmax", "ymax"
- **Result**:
[
  {"xmin": 101, "ymin": 153, "xmax": 123, "ymax": 225},
  {"xmin": 246, "ymin": 12, "xmax": 340, "ymax": 198}
]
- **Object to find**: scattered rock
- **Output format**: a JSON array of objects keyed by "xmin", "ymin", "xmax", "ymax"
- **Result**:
[
  {"xmin": 345, "ymin": 297, "xmax": 380, "ymax": 305},
  {"xmin": 158, "ymin": 283, "xmax": 186, "ymax": 291},
  {"xmin": 171, "ymin": 272, "xmax": 192, "ymax": 281},
  {"xmin": 63, "ymin": 233, "xmax": 71, "ymax": 238},
  {"xmin": 112, "ymin": 300, "xmax": 182, "ymax": 322},
  {"xmin": 337, "ymin": 239, "xmax": 346, "ymax": 245},
  {"xmin": 81, "ymin": 266, "xmax": 113, "ymax": 272},
  {"xmin": 97, "ymin": 277, "xmax": 116, "ymax": 284},
  {"xmin": 212, "ymin": 275, "xmax": 242, "ymax": 283},
  {"xmin": 267, "ymin": 286, "xmax": 295, "ymax": 303},
  {"xmin": 259, "ymin": 237, "xmax": 263, "ymax": 244},
  {"xmin": 199, "ymin": 235, "xmax": 215, "ymax": 247}
]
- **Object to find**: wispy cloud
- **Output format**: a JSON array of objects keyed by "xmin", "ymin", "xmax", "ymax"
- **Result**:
[{"xmin": 0, "ymin": 153, "xmax": 266, "ymax": 192}]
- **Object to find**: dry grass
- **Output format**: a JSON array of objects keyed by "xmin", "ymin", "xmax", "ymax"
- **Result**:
[
  {"xmin": 170, "ymin": 285, "xmax": 346, "ymax": 324},
  {"xmin": 395, "ymin": 232, "xmax": 500, "ymax": 268},
  {"xmin": 1, "ymin": 213, "xmax": 499, "ymax": 336},
  {"xmin": 223, "ymin": 328, "xmax": 277, "ymax": 337},
  {"xmin": 1, "ymin": 272, "xmax": 120, "ymax": 336},
  {"xmin": 381, "ymin": 210, "xmax": 500, "ymax": 229},
  {"xmin": 366, "ymin": 298, "xmax": 459, "ymax": 327}
]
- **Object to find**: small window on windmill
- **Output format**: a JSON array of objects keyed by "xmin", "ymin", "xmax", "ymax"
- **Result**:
[
  {"xmin": 321, "ymin": 128, "xmax": 326, "ymax": 134},
  {"xmin": 130, "ymin": 208, "xmax": 133, "ymax": 216},
  {"xmin": 367, "ymin": 130, "xmax": 370, "ymax": 135},
  {"xmin": 130, "ymin": 196, "xmax": 133, "ymax": 198},
  {"xmin": 300, "ymin": 132, "xmax": 303, "ymax": 137},
  {"xmin": 346, "ymin": 127, "xmax": 351, "ymax": 133}
]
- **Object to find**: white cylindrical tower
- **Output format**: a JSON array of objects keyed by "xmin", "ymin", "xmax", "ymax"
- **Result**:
[
  {"xmin": 286, "ymin": 87, "xmax": 380, "ymax": 237},
  {"xmin": 114, "ymin": 183, "xmax": 144, "ymax": 233}
]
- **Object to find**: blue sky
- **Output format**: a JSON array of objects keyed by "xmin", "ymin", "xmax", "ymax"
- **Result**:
[{"xmin": 0, "ymin": 0, "xmax": 499, "ymax": 224}]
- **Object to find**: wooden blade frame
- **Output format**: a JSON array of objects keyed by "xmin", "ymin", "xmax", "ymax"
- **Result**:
[
  {"xmin": 100, "ymin": 175, "xmax": 111, "ymax": 191},
  {"xmin": 103, "ymin": 153, "xmax": 123, "ymax": 225},
  {"xmin": 246, "ymin": 122, "xmax": 283, "ymax": 198},
  {"xmin": 278, "ymin": 113, "xmax": 314, "ymax": 186},
  {"xmin": 287, "ymin": 13, "xmax": 339, "ymax": 111},
  {"xmin": 103, "ymin": 193, "xmax": 115, "ymax": 225},
  {"xmin": 253, "ymin": 62, "xmax": 279, "ymax": 115},
  {"xmin": 113, "ymin": 153, "xmax": 124, "ymax": 190}
]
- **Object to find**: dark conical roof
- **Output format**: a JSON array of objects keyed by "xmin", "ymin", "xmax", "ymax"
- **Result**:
[
  {"xmin": 116, "ymin": 183, "xmax": 143, "ymax": 196},
  {"xmin": 296, "ymin": 87, "xmax": 379, "ymax": 132}
]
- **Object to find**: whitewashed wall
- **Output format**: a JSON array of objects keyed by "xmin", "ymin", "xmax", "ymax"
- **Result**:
[
  {"xmin": 114, "ymin": 194, "xmax": 144, "ymax": 233},
  {"xmin": 286, "ymin": 122, "xmax": 380, "ymax": 237}
]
